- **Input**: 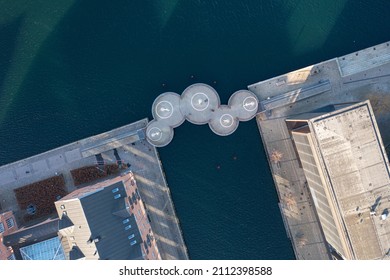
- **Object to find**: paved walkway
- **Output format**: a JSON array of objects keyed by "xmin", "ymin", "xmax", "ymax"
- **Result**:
[
  {"xmin": 146, "ymin": 83, "xmax": 259, "ymax": 146},
  {"xmin": 0, "ymin": 118, "xmax": 188, "ymax": 260}
]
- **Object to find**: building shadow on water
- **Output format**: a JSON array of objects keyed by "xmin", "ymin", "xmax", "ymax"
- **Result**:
[{"xmin": 0, "ymin": 15, "xmax": 24, "ymax": 107}]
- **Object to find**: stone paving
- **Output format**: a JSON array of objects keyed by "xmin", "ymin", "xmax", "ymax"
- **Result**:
[{"xmin": 146, "ymin": 83, "xmax": 259, "ymax": 146}]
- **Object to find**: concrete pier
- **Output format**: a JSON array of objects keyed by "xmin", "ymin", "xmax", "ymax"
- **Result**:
[
  {"xmin": 0, "ymin": 119, "xmax": 188, "ymax": 260},
  {"xmin": 249, "ymin": 41, "xmax": 390, "ymax": 260}
]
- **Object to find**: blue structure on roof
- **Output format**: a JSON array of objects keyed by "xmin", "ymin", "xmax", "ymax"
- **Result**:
[{"xmin": 19, "ymin": 237, "xmax": 65, "ymax": 260}]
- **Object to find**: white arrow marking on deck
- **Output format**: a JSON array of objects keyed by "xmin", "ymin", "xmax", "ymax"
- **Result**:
[{"xmin": 244, "ymin": 101, "xmax": 255, "ymax": 107}]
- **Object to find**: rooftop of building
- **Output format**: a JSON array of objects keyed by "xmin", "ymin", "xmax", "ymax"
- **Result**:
[
  {"xmin": 3, "ymin": 217, "xmax": 60, "ymax": 259},
  {"xmin": 305, "ymin": 100, "xmax": 390, "ymax": 259},
  {"xmin": 57, "ymin": 176, "xmax": 143, "ymax": 260}
]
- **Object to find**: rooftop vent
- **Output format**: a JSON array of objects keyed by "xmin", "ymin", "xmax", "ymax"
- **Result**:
[{"xmin": 114, "ymin": 194, "xmax": 121, "ymax": 199}]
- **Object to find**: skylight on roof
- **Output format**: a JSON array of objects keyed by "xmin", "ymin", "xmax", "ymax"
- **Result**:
[
  {"xmin": 112, "ymin": 188, "xmax": 119, "ymax": 193},
  {"xmin": 128, "ymin": 234, "xmax": 135, "ymax": 240},
  {"xmin": 19, "ymin": 237, "xmax": 66, "ymax": 260},
  {"xmin": 125, "ymin": 225, "xmax": 132, "ymax": 230}
]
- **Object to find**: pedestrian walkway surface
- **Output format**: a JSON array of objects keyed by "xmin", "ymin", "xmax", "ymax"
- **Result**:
[{"xmin": 146, "ymin": 83, "xmax": 259, "ymax": 146}]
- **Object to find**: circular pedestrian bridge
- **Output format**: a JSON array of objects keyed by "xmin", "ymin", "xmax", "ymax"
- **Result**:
[{"xmin": 146, "ymin": 83, "xmax": 259, "ymax": 147}]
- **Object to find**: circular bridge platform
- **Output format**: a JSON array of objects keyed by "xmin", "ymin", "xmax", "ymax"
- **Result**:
[
  {"xmin": 209, "ymin": 105, "xmax": 239, "ymax": 136},
  {"xmin": 152, "ymin": 92, "xmax": 185, "ymax": 128},
  {"xmin": 146, "ymin": 120, "xmax": 174, "ymax": 147},
  {"xmin": 146, "ymin": 83, "xmax": 259, "ymax": 147},
  {"xmin": 180, "ymin": 83, "xmax": 220, "ymax": 124},
  {"xmin": 228, "ymin": 90, "xmax": 259, "ymax": 121}
]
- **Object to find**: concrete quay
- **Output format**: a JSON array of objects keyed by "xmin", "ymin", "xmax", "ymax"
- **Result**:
[
  {"xmin": 248, "ymin": 41, "xmax": 390, "ymax": 259},
  {"xmin": 0, "ymin": 118, "xmax": 188, "ymax": 260}
]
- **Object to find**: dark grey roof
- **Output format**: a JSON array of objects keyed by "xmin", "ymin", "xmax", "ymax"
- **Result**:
[
  {"xmin": 3, "ymin": 218, "xmax": 60, "ymax": 259},
  {"xmin": 69, "ymin": 246, "xmax": 85, "ymax": 260},
  {"xmin": 112, "ymin": 208, "xmax": 132, "ymax": 218},
  {"xmin": 80, "ymin": 181, "xmax": 143, "ymax": 260},
  {"xmin": 59, "ymin": 214, "xmax": 74, "ymax": 230}
]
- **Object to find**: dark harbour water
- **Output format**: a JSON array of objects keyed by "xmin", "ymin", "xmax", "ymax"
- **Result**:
[{"xmin": 1, "ymin": 0, "xmax": 390, "ymax": 259}]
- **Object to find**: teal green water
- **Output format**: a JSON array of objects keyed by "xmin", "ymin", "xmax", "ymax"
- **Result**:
[{"xmin": 1, "ymin": 0, "xmax": 390, "ymax": 259}]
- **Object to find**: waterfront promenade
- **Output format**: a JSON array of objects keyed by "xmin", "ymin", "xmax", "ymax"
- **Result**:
[
  {"xmin": 249, "ymin": 41, "xmax": 390, "ymax": 259},
  {"xmin": 0, "ymin": 119, "xmax": 188, "ymax": 260}
]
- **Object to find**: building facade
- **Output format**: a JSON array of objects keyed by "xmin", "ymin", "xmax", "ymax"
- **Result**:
[
  {"xmin": 0, "ymin": 211, "xmax": 18, "ymax": 260},
  {"xmin": 287, "ymin": 101, "xmax": 390, "ymax": 259}
]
